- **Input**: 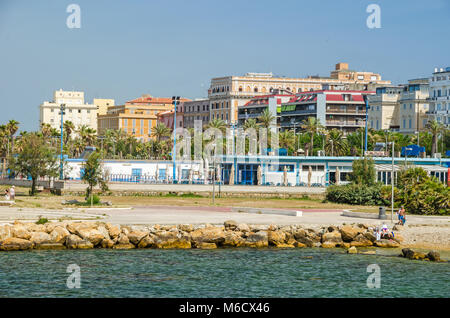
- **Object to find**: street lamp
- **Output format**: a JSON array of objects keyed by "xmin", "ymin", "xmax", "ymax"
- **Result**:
[
  {"xmin": 172, "ymin": 96, "xmax": 180, "ymax": 184},
  {"xmin": 59, "ymin": 103, "xmax": 66, "ymax": 180},
  {"xmin": 364, "ymin": 95, "xmax": 369, "ymax": 155},
  {"xmin": 388, "ymin": 141, "xmax": 395, "ymax": 223},
  {"xmin": 290, "ymin": 118, "xmax": 296, "ymax": 155}
]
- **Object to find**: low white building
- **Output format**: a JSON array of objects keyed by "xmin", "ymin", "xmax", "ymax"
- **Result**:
[{"xmin": 428, "ymin": 67, "xmax": 450, "ymax": 127}]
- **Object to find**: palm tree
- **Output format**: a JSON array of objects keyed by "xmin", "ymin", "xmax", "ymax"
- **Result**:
[
  {"xmin": 151, "ymin": 123, "xmax": 172, "ymax": 142},
  {"xmin": 425, "ymin": 120, "xmax": 444, "ymax": 155},
  {"xmin": 6, "ymin": 120, "xmax": 19, "ymax": 154},
  {"xmin": 78, "ymin": 125, "xmax": 96, "ymax": 147},
  {"xmin": 205, "ymin": 118, "xmax": 227, "ymax": 134},
  {"xmin": 243, "ymin": 118, "xmax": 258, "ymax": 130},
  {"xmin": 40, "ymin": 123, "xmax": 53, "ymax": 139},
  {"xmin": 279, "ymin": 130, "xmax": 295, "ymax": 152},
  {"xmin": 325, "ymin": 129, "xmax": 349, "ymax": 156},
  {"xmin": 63, "ymin": 120, "xmax": 75, "ymax": 144},
  {"xmin": 258, "ymin": 109, "xmax": 276, "ymax": 129},
  {"xmin": 300, "ymin": 117, "xmax": 324, "ymax": 156}
]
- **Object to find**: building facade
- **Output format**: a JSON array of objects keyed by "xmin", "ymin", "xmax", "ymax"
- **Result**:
[
  {"xmin": 209, "ymin": 62, "xmax": 390, "ymax": 126},
  {"xmin": 183, "ymin": 99, "xmax": 210, "ymax": 129},
  {"xmin": 39, "ymin": 89, "xmax": 98, "ymax": 131},
  {"xmin": 97, "ymin": 94, "xmax": 190, "ymax": 141},
  {"xmin": 428, "ymin": 67, "xmax": 450, "ymax": 127},
  {"xmin": 279, "ymin": 90, "xmax": 374, "ymax": 133},
  {"xmin": 368, "ymin": 79, "xmax": 429, "ymax": 133},
  {"xmin": 94, "ymin": 98, "xmax": 115, "ymax": 116}
]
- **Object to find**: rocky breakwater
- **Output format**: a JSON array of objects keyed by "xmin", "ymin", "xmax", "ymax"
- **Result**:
[{"xmin": 0, "ymin": 220, "xmax": 405, "ymax": 251}]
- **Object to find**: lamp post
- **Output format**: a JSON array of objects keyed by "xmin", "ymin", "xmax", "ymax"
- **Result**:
[
  {"xmin": 59, "ymin": 104, "xmax": 66, "ymax": 180},
  {"xmin": 389, "ymin": 140, "xmax": 395, "ymax": 223},
  {"xmin": 291, "ymin": 118, "xmax": 296, "ymax": 155},
  {"xmin": 172, "ymin": 96, "xmax": 180, "ymax": 184}
]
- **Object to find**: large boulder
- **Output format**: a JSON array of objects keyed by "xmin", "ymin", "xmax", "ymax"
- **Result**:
[
  {"xmin": 222, "ymin": 231, "xmax": 245, "ymax": 247},
  {"xmin": 105, "ymin": 223, "xmax": 121, "ymax": 239},
  {"xmin": 30, "ymin": 232, "xmax": 52, "ymax": 245},
  {"xmin": 363, "ymin": 231, "xmax": 377, "ymax": 243},
  {"xmin": 268, "ymin": 230, "xmax": 287, "ymax": 246},
  {"xmin": 97, "ymin": 225, "xmax": 111, "ymax": 240},
  {"xmin": 12, "ymin": 225, "xmax": 31, "ymax": 240},
  {"xmin": 224, "ymin": 220, "xmax": 238, "ymax": 231},
  {"xmin": 243, "ymin": 231, "xmax": 268, "ymax": 248},
  {"xmin": 347, "ymin": 246, "xmax": 358, "ymax": 254},
  {"xmin": 178, "ymin": 224, "xmax": 194, "ymax": 233},
  {"xmin": 196, "ymin": 242, "xmax": 217, "ymax": 249},
  {"xmin": 427, "ymin": 251, "xmax": 441, "ymax": 262},
  {"xmin": 0, "ymin": 237, "xmax": 33, "ymax": 251},
  {"xmin": 100, "ymin": 238, "xmax": 115, "ymax": 248},
  {"xmin": 0, "ymin": 225, "xmax": 12, "ymax": 240},
  {"xmin": 350, "ymin": 234, "xmax": 373, "ymax": 247},
  {"xmin": 392, "ymin": 232, "xmax": 404, "ymax": 243},
  {"xmin": 236, "ymin": 223, "xmax": 250, "ymax": 233},
  {"xmin": 25, "ymin": 223, "xmax": 46, "ymax": 233},
  {"xmin": 76, "ymin": 228, "xmax": 105, "ymax": 246},
  {"xmin": 154, "ymin": 231, "xmax": 191, "ymax": 249},
  {"xmin": 190, "ymin": 227, "xmax": 226, "ymax": 244},
  {"xmin": 322, "ymin": 231, "xmax": 343, "ymax": 244},
  {"xmin": 65, "ymin": 234, "xmax": 94, "ymax": 249},
  {"xmin": 49, "ymin": 226, "xmax": 70, "ymax": 243},
  {"xmin": 128, "ymin": 230, "xmax": 148, "ymax": 246},
  {"xmin": 340, "ymin": 225, "xmax": 360, "ymax": 242},
  {"xmin": 137, "ymin": 235, "xmax": 155, "ymax": 248},
  {"xmin": 374, "ymin": 239, "xmax": 400, "ymax": 248}
]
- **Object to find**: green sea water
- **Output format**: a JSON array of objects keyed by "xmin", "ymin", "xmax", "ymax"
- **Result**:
[{"xmin": 0, "ymin": 248, "xmax": 448, "ymax": 298}]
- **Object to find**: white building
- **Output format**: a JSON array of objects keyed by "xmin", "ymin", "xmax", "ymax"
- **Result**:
[
  {"xmin": 428, "ymin": 67, "xmax": 450, "ymax": 127},
  {"xmin": 368, "ymin": 79, "xmax": 429, "ymax": 133},
  {"xmin": 39, "ymin": 89, "xmax": 98, "ymax": 131}
]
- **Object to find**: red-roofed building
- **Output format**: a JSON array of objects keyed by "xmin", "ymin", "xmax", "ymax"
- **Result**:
[
  {"xmin": 98, "ymin": 94, "xmax": 190, "ymax": 141},
  {"xmin": 279, "ymin": 90, "xmax": 375, "ymax": 133}
]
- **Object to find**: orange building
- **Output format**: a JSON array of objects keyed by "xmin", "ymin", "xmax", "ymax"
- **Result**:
[{"xmin": 97, "ymin": 94, "xmax": 190, "ymax": 141}]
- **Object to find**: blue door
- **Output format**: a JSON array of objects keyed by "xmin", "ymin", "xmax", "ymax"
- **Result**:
[{"xmin": 132, "ymin": 168, "xmax": 142, "ymax": 182}]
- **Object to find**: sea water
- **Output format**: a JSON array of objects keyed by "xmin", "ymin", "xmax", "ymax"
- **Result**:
[{"xmin": 0, "ymin": 248, "xmax": 448, "ymax": 297}]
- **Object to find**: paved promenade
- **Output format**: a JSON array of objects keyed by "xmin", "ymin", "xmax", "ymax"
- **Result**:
[{"xmin": 1, "ymin": 205, "xmax": 448, "ymax": 227}]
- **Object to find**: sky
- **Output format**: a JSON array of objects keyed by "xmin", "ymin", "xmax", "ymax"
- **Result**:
[{"xmin": 0, "ymin": 0, "xmax": 449, "ymax": 132}]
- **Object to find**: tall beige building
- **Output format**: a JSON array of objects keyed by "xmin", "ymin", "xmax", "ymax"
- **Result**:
[
  {"xmin": 368, "ymin": 79, "xmax": 429, "ymax": 133},
  {"xmin": 39, "ymin": 89, "xmax": 98, "ymax": 131},
  {"xmin": 94, "ymin": 98, "xmax": 115, "ymax": 115},
  {"xmin": 209, "ymin": 62, "xmax": 390, "ymax": 125}
]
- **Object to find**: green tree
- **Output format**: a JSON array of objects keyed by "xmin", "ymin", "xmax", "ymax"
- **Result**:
[
  {"xmin": 81, "ymin": 151, "xmax": 108, "ymax": 204},
  {"xmin": 300, "ymin": 117, "xmax": 324, "ymax": 156},
  {"xmin": 325, "ymin": 129, "xmax": 349, "ymax": 156},
  {"xmin": 151, "ymin": 123, "xmax": 172, "ymax": 142},
  {"xmin": 8, "ymin": 133, "xmax": 59, "ymax": 195},
  {"xmin": 205, "ymin": 118, "xmax": 227, "ymax": 134},
  {"xmin": 258, "ymin": 109, "xmax": 276, "ymax": 129},
  {"xmin": 348, "ymin": 157, "xmax": 376, "ymax": 186},
  {"xmin": 425, "ymin": 120, "xmax": 444, "ymax": 155},
  {"xmin": 243, "ymin": 118, "xmax": 258, "ymax": 130}
]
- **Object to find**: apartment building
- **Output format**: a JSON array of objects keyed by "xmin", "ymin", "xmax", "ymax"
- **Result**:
[
  {"xmin": 39, "ymin": 89, "xmax": 98, "ymax": 131},
  {"xmin": 279, "ymin": 90, "xmax": 375, "ymax": 133},
  {"xmin": 97, "ymin": 94, "xmax": 190, "ymax": 141},
  {"xmin": 428, "ymin": 67, "xmax": 450, "ymax": 127},
  {"xmin": 183, "ymin": 99, "xmax": 210, "ymax": 129},
  {"xmin": 209, "ymin": 62, "xmax": 390, "ymax": 126},
  {"xmin": 368, "ymin": 79, "xmax": 429, "ymax": 133}
]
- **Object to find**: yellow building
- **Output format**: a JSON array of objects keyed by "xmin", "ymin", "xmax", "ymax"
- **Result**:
[
  {"xmin": 94, "ymin": 98, "xmax": 115, "ymax": 116},
  {"xmin": 97, "ymin": 94, "xmax": 190, "ymax": 141}
]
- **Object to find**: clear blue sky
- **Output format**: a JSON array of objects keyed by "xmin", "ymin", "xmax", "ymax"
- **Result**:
[{"xmin": 0, "ymin": 0, "xmax": 449, "ymax": 131}]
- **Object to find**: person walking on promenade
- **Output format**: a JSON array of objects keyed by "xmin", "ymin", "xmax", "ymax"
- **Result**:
[
  {"xmin": 399, "ymin": 206, "xmax": 406, "ymax": 225},
  {"xmin": 9, "ymin": 186, "xmax": 15, "ymax": 201}
]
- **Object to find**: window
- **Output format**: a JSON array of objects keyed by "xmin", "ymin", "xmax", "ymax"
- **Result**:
[
  {"xmin": 410, "ymin": 104, "xmax": 413, "ymax": 110},
  {"xmin": 403, "ymin": 104, "xmax": 406, "ymax": 110},
  {"xmin": 403, "ymin": 119, "xmax": 406, "ymax": 128},
  {"xmin": 239, "ymin": 86, "xmax": 243, "ymax": 92},
  {"xmin": 78, "ymin": 109, "xmax": 81, "ymax": 113}
]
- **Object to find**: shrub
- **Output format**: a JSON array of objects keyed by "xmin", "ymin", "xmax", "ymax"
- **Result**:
[
  {"xmin": 85, "ymin": 194, "xmax": 101, "ymax": 205},
  {"xmin": 326, "ymin": 183, "xmax": 388, "ymax": 206},
  {"xmin": 36, "ymin": 217, "xmax": 49, "ymax": 225}
]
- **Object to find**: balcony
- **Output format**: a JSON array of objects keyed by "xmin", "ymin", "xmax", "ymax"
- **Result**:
[{"xmin": 326, "ymin": 120, "xmax": 365, "ymax": 127}]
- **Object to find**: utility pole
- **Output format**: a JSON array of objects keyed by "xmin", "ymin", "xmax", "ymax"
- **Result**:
[
  {"xmin": 172, "ymin": 96, "xmax": 180, "ymax": 184},
  {"xmin": 391, "ymin": 140, "xmax": 394, "ymax": 224},
  {"xmin": 59, "ymin": 104, "xmax": 66, "ymax": 180}
]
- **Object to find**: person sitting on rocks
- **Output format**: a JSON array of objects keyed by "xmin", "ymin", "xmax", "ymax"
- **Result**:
[
  {"xmin": 381, "ymin": 224, "xmax": 393, "ymax": 239},
  {"xmin": 4, "ymin": 189, "xmax": 10, "ymax": 200}
]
